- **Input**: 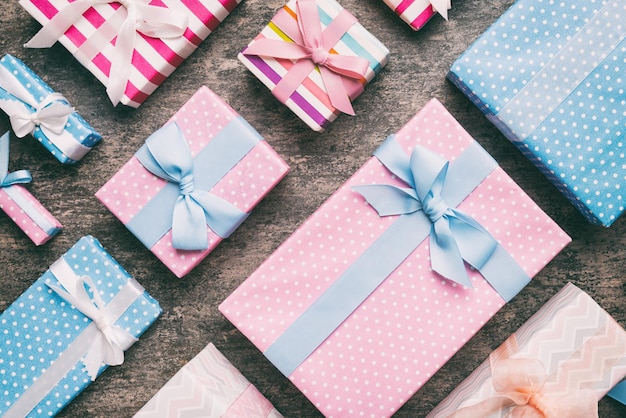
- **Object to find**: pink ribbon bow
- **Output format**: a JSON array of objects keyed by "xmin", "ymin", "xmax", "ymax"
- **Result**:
[
  {"xmin": 243, "ymin": 0, "xmax": 370, "ymax": 115},
  {"xmin": 24, "ymin": 0, "xmax": 188, "ymax": 106},
  {"xmin": 449, "ymin": 338, "xmax": 599, "ymax": 418}
]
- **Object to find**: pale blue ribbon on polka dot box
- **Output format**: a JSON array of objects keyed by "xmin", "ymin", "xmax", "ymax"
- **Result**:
[
  {"xmin": 0, "ymin": 54, "xmax": 102, "ymax": 164},
  {"xmin": 0, "ymin": 236, "xmax": 161, "ymax": 417},
  {"xmin": 448, "ymin": 0, "xmax": 626, "ymax": 227}
]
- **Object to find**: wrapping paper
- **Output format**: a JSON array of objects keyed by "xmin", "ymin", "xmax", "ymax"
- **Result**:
[
  {"xmin": 238, "ymin": 0, "xmax": 389, "ymax": 132},
  {"xmin": 447, "ymin": 0, "xmax": 626, "ymax": 226},
  {"xmin": 134, "ymin": 343, "xmax": 283, "ymax": 417},
  {"xmin": 96, "ymin": 86, "xmax": 289, "ymax": 277},
  {"xmin": 428, "ymin": 283, "xmax": 626, "ymax": 417},
  {"xmin": 0, "ymin": 235, "xmax": 162, "ymax": 417},
  {"xmin": 0, "ymin": 54, "xmax": 101, "ymax": 164},
  {"xmin": 0, "ymin": 131, "xmax": 62, "ymax": 244},
  {"xmin": 382, "ymin": 0, "xmax": 449, "ymax": 31},
  {"xmin": 219, "ymin": 98, "xmax": 571, "ymax": 417},
  {"xmin": 19, "ymin": 0, "xmax": 242, "ymax": 108}
]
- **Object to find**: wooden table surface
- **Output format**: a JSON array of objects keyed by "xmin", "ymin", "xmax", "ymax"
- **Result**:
[{"xmin": 1, "ymin": 0, "xmax": 626, "ymax": 416}]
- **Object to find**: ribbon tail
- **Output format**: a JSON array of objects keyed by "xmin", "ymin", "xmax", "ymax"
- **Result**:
[
  {"xmin": 430, "ymin": 218, "xmax": 473, "ymax": 288},
  {"xmin": 448, "ymin": 210, "xmax": 499, "ymax": 271},
  {"xmin": 192, "ymin": 192, "xmax": 250, "ymax": 239},
  {"xmin": 430, "ymin": 0, "xmax": 451, "ymax": 20},
  {"xmin": 352, "ymin": 184, "xmax": 422, "ymax": 216},
  {"xmin": 106, "ymin": 13, "xmax": 137, "ymax": 106},
  {"xmin": 82, "ymin": 333, "xmax": 107, "ymax": 380},
  {"xmin": 171, "ymin": 196, "xmax": 210, "ymax": 250},
  {"xmin": 320, "ymin": 66, "xmax": 355, "ymax": 115},
  {"xmin": 24, "ymin": 0, "xmax": 97, "ymax": 48},
  {"xmin": 324, "ymin": 54, "xmax": 370, "ymax": 80}
]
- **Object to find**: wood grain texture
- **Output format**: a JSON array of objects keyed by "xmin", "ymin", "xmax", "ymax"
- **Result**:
[{"xmin": 1, "ymin": 0, "xmax": 625, "ymax": 416}]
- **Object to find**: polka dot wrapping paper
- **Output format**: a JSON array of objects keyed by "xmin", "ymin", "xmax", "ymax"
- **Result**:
[
  {"xmin": 0, "ymin": 54, "xmax": 101, "ymax": 164},
  {"xmin": 428, "ymin": 283, "xmax": 626, "ymax": 417},
  {"xmin": 95, "ymin": 86, "xmax": 289, "ymax": 278},
  {"xmin": 219, "ymin": 98, "xmax": 571, "ymax": 418},
  {"xmin": 448, "ymin": 0, "xmax": 626, "ymax": 227},
  {"xmin": 0, "ymin": 235, "xmax": 162, "ymax": 417},
  {"xmin": 238, "ymin": 0, "xmax": 390, "ymax": 132},
  {"xmin": 134, "ymin": 343, "xmax": 284, "ymax": 417},
  {"xmin": 19, "ymin": 0, "xmax": 242, "ymax": 108}
]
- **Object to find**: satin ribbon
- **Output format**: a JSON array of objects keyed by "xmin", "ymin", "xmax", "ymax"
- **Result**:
[
  {"xmin": 353, "ymin": 137, "xmax": 511, "ymax": 289},
  {"xmin": 4, "ymin": 255, "xmax": 144, "ymax": 417},
  {"xmin": 24, "ymin": 0, "xmax": 188, "ymax": 106},
  {"xmin": 134, "ymin": 122, "xmax": 249, "ymax": 250},
  {"xmin": 449, "ymin": 337, "xmax": 598, "ymax": 418},
  {"xmin": 0, "ymin": 63, "xmax": 73, "ymax": 138},
  {"xmin": 0, "ymin": 131, "xmax": 32, "ymax": 188},
  {"xmin": 429, "ymin": 0, "xmax": 452, "ymax": 20},
  {"xmin": 243, "ymin": 0, "xmax": 370, "ymax": 115}
]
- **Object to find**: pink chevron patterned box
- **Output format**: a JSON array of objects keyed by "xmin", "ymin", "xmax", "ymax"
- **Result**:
[
  {"xmin": 428, "ymin": 283, "xmax": 626, "ymax": 417},
  {"xmin": 19, "ymin": 0, "xmax": 242, "ymax": 107},
  {"xmin": 134, "ymin": 343, "xmax": 283, "ymax": 417},
  {"xmin": 96, "ymin": 86, "xmax": 289, "ymax": 278},
  {"xmin": 382, "ymin": 0, "xmax": 450, "ymax": 30},
  {"xmin": 219, "ymin": 98, "xmax": 571, "ymax": 417}
]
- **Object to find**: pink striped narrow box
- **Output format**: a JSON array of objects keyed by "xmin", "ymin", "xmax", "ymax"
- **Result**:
[
  {"xmin": 428, "ymin": 283, "xmax": 626, "ymax": 418},
  {"xmin": 19, "ymin": 0, "xmax": 242, "ymax": 108},
  {"xmin": 382, "ymin": 0, "xmax": 451, "ymax": 31},
  {"xmin": 0, "ymin": 131, "xmax": 61, "ymax": 245},
  {"xmin": 134, "ymin": 343, "xmax": 284, "ymax": 417},
  {"xmin": 219, "ymin": 98, "xmax": 571, "ymax": 417},
  {"xmin": 96, "ymin": 86, "xmax": 289, "ymax": 277},
  {"xmin": 238, "ymin": 0, "xmax": 389, "ymax": 132}
]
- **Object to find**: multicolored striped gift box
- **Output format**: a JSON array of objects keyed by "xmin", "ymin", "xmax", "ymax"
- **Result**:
[
  {"xmin": 428, "ymin": 283, "xmax": 626, "ymax": 417},
  {"xmin": 238, "ymin": 0, "xmax": 389, "ymax": 132},
  {"xmin": 382, "ymin": 0, "xmax": 448, "ymax": 31},
  {"xmin": 19, "ymin": 0, "xmax": 241, "ymax": 108}
]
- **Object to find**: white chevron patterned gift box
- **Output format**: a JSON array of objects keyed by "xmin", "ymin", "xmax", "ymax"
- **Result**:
[
  {"xmin": 134, "ymin": 343, "xmax": 283, "ymax": 418},
  {"xmin": 428, "ymin": 282, "xmax": 626, "ymax": 417}
]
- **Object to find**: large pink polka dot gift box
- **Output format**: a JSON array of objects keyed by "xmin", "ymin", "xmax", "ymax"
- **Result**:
[
  {"xmin": 19, "ymin": 0, "xmax": 242, "ymax": 108},
  {"xmin": 219, "ymin": 98, "xmax": 571, "ymax": 418},
  {"xmin": 96, "ymin": 86, "xmax": 289, "ymax": 278}
]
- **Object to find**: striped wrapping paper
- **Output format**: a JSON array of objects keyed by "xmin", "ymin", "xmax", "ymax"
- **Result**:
[
  {"xmin": 428, "ymin": 282, "xmax": 626, "ymax": 417},
  {"xmin": 19, "ymin": 0, "xmax": 241, "ymax": 108},
  {"xmin": 134, "ymin": 343, "xmax": 283, "ymax": 417},
  {"xmin": 238, "ymin": 0, "xmax": 389, "ymax": 132},
  {"xmin": 382, "ymin": 0, "xmax": 439, "ymax": 30}
]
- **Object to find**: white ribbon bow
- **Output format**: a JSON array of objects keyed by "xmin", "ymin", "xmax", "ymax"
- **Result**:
[
  {"xmin": 47, "ymin": 259, "xmax": 138, "ymax": 380},
  {"xmin": 25, "ymin": 0, "xmax": 188, "ymax": 105},
  {"xmin": 430, "ymin": 0, "xmax": 452, "ymax": 20},
  {"xmin": 8, "ymin": 92, "xmax": 74, "ymax": 138}
]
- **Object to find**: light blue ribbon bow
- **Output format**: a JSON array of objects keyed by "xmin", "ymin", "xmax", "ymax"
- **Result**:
[
  {"xmin": 135, "ymin": 123, "xmax": 249, "ymax": 251},
  {"xmin": 0, "ymin": 131, "xmax": 32, "ymax": 187},
  {"xmin": 353, "ymin": 139, "xmax": 501, "ymax": 288}
]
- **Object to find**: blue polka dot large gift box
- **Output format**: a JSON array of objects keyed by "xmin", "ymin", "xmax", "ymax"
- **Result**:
[
  {"xmin": 0, "ymin": 54, "xmax": 102, "ymax": 164},
  {"xmin": 448, "ymin": 0, "xmax": 626, "ymax": 226},
  {"xmin": 0, "ymin": 236, "xmax": 161, "ymax": 417}
]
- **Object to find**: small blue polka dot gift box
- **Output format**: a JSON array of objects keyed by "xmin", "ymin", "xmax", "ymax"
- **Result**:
[
  {"xmin": 0, "ymin": 54, "xmax": 102, "ymax": 164},
  {"xmin": 448, "ymin": 0, "xmax": 626, "ymax": 226},
  {"xmin": 0, "ymin": 235, "xmax": 161, "ymax": 417}
]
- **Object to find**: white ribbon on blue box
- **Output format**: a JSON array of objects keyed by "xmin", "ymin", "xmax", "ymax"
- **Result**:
[
  {"xmin": 0, "ymin": 236, "xmax": 161, "ymax": 417},
  {"xmin": 0, "ymin": 54, "xmax": 102, "ymax": 164},
  {"xmin": 448, "ymin": 0, "xmax": 626, "ymax": 227}
]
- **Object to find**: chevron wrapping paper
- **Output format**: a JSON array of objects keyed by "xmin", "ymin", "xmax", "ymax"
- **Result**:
[
  {"xmin": 428, "ymin": 282, "xmax": 626, "ymax": 417},
  {"xmin": 219, "ymin": 99, "xmax": 571, "ymax": 418},
  {"xmin": 133, "ymin": 343, "xmax": 283, "ymax": 417},
  {"xmin": 19, "ymin": 0, "xmax": 242, "ymax": 107}
]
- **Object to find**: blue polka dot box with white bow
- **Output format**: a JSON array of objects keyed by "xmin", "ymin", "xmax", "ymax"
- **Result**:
[
  {"xmin": 448, "ymin": 0, "xmax": 626, "ymax": 227},
  {"xmin": 0, "ymin": 236, "xmax": 161, "ymax": 417}
]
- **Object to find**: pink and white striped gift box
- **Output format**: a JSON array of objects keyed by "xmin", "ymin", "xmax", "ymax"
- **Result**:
[
  {"xmin": 382, "ymin": 0, "xmax": 450, "ymax": 31},
  {"xmin": 19, "ymin": 0, "xmax": 241, "ymax": 107}
]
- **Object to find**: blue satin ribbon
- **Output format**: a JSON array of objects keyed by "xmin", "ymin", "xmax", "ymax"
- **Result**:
[
  {"xmin": 1, "ymin": 131, "xmax": 32, "ymax": 187},
  {"xmin": 127, "ymin": 118, "xmax": 260, "ymax": 251},
  {"xmin": 264, "ymin": 136, "xmax": 531, "ymax": 377}
]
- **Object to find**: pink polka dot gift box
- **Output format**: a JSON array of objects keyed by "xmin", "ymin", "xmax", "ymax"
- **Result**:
[
  {"xmin": 382, "ymin": 0, "xmax": 451, "ymax": 31},
  {"xmin": 238, "ymin": 0, "xmax": 389, "ymax": 132},
  {"xmin": 96, "ymin": 86, "xmax": 289, "ymax": 278},
  {"xmin": 134, "ymin": 343, "xmax": 284, "ymax": 417},
  {"xmin": 219, "ymin": 98, "xmax": 571, "ymax": 418},
  {"xmin": 428, "ymin": 282, "xmax": 626, "ymax": 418},
  {"xmin": 0, "ymin": 131, "xmax": 62, "ymax": 245},
  {"xmin": 19, "ymin": 0, "xmax": 242, "ymax": 108},
  {"xmin": 448, "ymin": 0, "xmax": 626, "ymax": 226},
  {"xmin": 0, "ymin": 235, "xmax": 161, "ymax": 417}
]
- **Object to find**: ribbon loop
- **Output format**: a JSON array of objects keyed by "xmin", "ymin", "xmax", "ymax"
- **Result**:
[
  {"xmin": 135, "ymin": 122, "xmax": 249, "ymax": 251},
  {"xmin": 243, "ymin": 0, "xmax": 370, "ymax": 115},
  {"xmin": 430, "ymin": 0, "xmax": 452, "ymax": 20},
  {"xmin": 24, "ymin": 0, "xmax": 188, "ymax": 106}
]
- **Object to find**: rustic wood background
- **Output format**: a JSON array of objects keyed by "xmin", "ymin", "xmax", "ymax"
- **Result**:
[{"xmin": 1, "ymin": 0, "xmax": 626, "ymax": 416}]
